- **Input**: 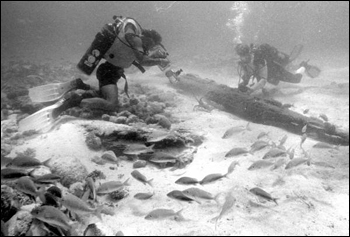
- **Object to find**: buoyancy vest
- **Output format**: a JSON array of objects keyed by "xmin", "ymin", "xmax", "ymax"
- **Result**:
[{"xmin": 104, "ymin": 18, "xmax": 143, "ymax": 68}]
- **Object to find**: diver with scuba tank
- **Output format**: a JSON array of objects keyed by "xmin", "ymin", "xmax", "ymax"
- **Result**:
[
  {"xmin": 235, "ymin": 43, "xmax": 320, "ymax": 95},
  {"xmin": 19, "ymin": 15, "xmax": 178, "ymax": 132}
]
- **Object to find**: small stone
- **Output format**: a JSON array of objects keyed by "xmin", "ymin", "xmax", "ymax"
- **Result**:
[
  {"xmin": 154, "ymin": 114, "xmax": 171, "ymax": 129},
  {"xmin": 116, "ymin": 116, "xmax": 127, "ymax": 124},
  {"xmin": 101, "ymin": 114, "xmax": 110, "ymax": 121},
  {"xmin": 85, "ymin": 132, "xmax": 102, "ymax": 150}
]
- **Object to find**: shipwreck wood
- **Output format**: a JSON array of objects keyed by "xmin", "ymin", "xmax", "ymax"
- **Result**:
[{"xmin": 172, "ymin": 74, "xmax": 349, "ymax": 146}]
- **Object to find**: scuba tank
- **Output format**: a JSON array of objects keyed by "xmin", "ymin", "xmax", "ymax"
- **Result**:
[{"xmin": 77, "ymin": 16, "xmax": 124, "ymax": 75}]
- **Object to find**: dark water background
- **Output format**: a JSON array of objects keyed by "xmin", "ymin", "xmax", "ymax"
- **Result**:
[{"xmin": 1, "ymin": 1, "xmax": 349, "ymax": 68}]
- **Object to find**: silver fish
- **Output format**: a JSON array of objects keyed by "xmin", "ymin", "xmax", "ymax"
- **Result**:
[
  {"xmin": 1, "ymin": 156, "xmax": 12, "ymax": 168},
  {"xmin": 262, "ymin": 148, "xmax": 287, "ymax": 159},
  {"xmin": 123, "ymin": 144, "xmax": 155, "ymax": 156},
  {"xmin": 312, "ymin": 161, "xmax": 335, "ymax": 169},
  {"xmin": 1, "ymin": 168, "xmax": 35, "ymax": 179},
  {"xmin": 250, "ymin": 187, "xmax": 278, "ymax": 205},
  {"xmin": 214, "ymin": 192, "xmax": 236, "ymax": 230},
  {"xmin": 32, "ymin": 173, "xmax": 61, "ymax": 184},
  {"xmin": 134, "ymin": 192, "xmax": 155, "ymax": 200},
  {"xmin": 147, "ymin": 130, "xmax": 174, "ymax": 143},
  {"xmin": 227, "ymin": 161, "xmax": 240, "ymax": 175},
  {"xmin": 288, "ymin": 148, "xmax": 295, "ymax": 160},
  {"xmin": 6, "ymin": 157, "xmax": 51, "ymax": 169},
  {"xmin": 270, "ymin": 158, "xmax": 286, "ymax": 171},
  {"xmin": 279, "ymin": 135, "xmax": 288, "ymax": 146},
  {"xmin": 31, "ymin": 206, "xmax": 72, "ymax": 231},
  {"xmin": 248, "ymin": 160, "xmax": 274, "ymax": 170},
  {"xmin": 167, "ymin": 190, "xmax": 200, "ymax": 203},
  {"xmin": 145, "ymin": 208, "xmax": 185, "ymax": 221},
  {"xmin": 257, "ymin": 131, "xmax": 269, "ymax": 139},
  {"xmin": 285, "ymin": 157, "xmax": 310, "ymax": 169},
  {"xmin": 96, "ymin": 179, "xmax": 130, "ymax": 194},
  {"xmin": 133, "ymin": 160, "xmax": 147, "ymax": 169},
  {"xmin": 249, "ymin": 140, "xmax": 270, "ymax": 154},
  {"xmin": 300, "ymin": 134, "xmax": 307, "ymax": 147},
  {"xmin": 222, "ymin": 123, "xmax": 250, "ymax": 139},
  {"xmin": 182, "ymin": 187, "xmax": 215, "ymax": 201},
  {"xmin": 131, "ymin": 170, "xmax": 153, "ymax": 187},
  {"xmin": 175, "ymin": 177, "xmax": 199, "ymax": 185},
  {"xmin": 225, "ymin": 147, "xmax": 249, "ymax": 157},
  {"xmin": 303, "ymin": 109, "xmax": 309, "ymax": 114},
  {"xmin": 85, "ymin": 177, "xmax": 97, "ymax": 201},
  {"xmin": 199, "ymin": 173, "xmax": 227, "ymax": 185},
  {"xmin": 312, "ymin": 142, "xmax": 336, "ymax": 149},
  {"xmin": 149, "ymin": 152, "xmax": 177, "ymax": 164},
  {"xmin": 61, "ymin": 193, "xmax": 102, "ymax": 219},
  {"xmin": 15, "ymin": 176, "xmax": 42, "ymax": 198}
]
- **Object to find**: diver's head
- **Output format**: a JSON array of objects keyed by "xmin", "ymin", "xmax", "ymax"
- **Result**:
[
  {"xmin": 141, "ymin": 29, "xmax": 163, "ymax": 51},
  {"xmin": 235, "ymin": 43, "xmax": 251, "ymax": 63}
]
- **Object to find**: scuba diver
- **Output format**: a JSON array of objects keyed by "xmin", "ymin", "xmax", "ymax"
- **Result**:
[
  {"xmin": 235, "ymin": 43, "xmax": 319, "ymax": 94},
  {"xmin": 51, "ymin": 16, "xmax": 171, "ymax": 117},
  {"xmin": 19, "ymin": 16, "xmax": 171, "ymax": 132}
]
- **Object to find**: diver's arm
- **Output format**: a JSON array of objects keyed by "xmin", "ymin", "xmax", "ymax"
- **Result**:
[
  {"xmin": 247, "ymin": 63, "xmax": 268, "ymax": 93},
  {"xmin": 125, "ymin": 33, "xmax": 169, "ymax": 67}
]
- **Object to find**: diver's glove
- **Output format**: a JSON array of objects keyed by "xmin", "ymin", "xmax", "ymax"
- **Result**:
[
  {"xmin": 238, "ymin": 82, "xmax": 249, "ymax": 93},
  {"xmin": 299, "ymin": 60, "xmax": 311, "ymax": 70}
]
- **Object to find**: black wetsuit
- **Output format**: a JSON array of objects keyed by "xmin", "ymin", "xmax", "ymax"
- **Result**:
[
  {"xmin": 248, "ymin": 44, "xmax": 302, "ymax": 85},
  {"xmin": 96, "ymin": 61, "xmax": 125, "ymax": 88}
]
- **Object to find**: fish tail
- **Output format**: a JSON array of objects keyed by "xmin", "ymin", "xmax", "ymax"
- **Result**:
[
  {"xmin": 81, "ymin": 189, "xmax": 91, "ymax": 202},
  {"xmin": 175, "ymin": 209, "xmax": 186, "ymax": 221},
  {"xmin": 223, "ymin": 172, "xmax": 231, "ymax": 178},
  {"xmin": 147, "ymin": 179, "xmax": 154, "ymax": 187},
  {"xmin": 95, "ymin": 205, "xmax": 103, "ymax": 220},
  {"xmin": 123, "ymin": 178, "xmax": 131, "ymax": 186},
  {"xmin": 193, "ymin": 198, "xmax": 202, "ymax": 205},
  {"xmin": 307, "ymin": 157, "xmax": 312, "ymax": 166},
  {"xmin": 246, "ymin": 122, "xmax": 251, "ymax": 131},
  {"xmin": 37, "ymin": 185, "xmax": 46, "ymax": 202},
  {"xmin": 213, "ymin": 216, "xmax": 219, "ymax": 231},
  {"xmin": 214, "ymin": 193, "xmax": 222, "ymax": 206},
  {"xmin": 42, "ymin": 158, "xmax": 51, "ymax": 167},
  {"xmin": 273, "ymin": 198, "xmax": 279, "ymax": 205},
  {"xmin": 28, "ymin": 168, "xmax": 37, "ymax": 177}
]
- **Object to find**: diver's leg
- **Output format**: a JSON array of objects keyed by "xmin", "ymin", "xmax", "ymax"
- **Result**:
[
  {"xmin": 279, "ymin": 69, "xmax": 303, "ymax": 84},
  {"xmin": 80, "ymin": 84, "xmax": 119, "ymax": 111},
  {"xmin": 79, "ymin": 62, "xmax": 121, "ymax": 112}
]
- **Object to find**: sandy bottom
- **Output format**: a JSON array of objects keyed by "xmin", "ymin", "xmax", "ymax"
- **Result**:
[{"xmin": 8, "ymin": 63, "xmax": 349, "ymax": 236}]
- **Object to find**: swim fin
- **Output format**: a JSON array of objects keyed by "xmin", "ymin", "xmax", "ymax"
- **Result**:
[
  {"xmin": 18, "ymin": 101, "xmax": 63, "ymax": 133},
  {"xmin": 305, "ymin": 64, "xmax": 321, "ymax": 78},
  {"xmin": 300, "ymin": 60, "xmax": 321, "ymax": 78},
  {"xmin": 19, "ymin": 92, "xmax": 83, "ymax": 133},
  {"xmin": 288, "ymin": 44, "xmax": 303, "ymax": 63},
  {"xmin": 28, "ymin": 78, "xmax": 90, "ymax": 103}
]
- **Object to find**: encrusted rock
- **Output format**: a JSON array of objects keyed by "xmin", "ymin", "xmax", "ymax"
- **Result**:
[
  {"xmin": 6, "ymin": 210, "xmax": 33, "ymax": 236},
  {"xmin": 154, "ymin": 114, "xmax": 171, "ymax": 129},
  {"xmin": 101, "ymin": 114, "xmax": 110, "ymax": 121},
  {"xmin": 49, "ymin": 157, "xmax": 89, "ymax": 187},
  {"xmin": 126, "ymin": 115, "xmax": 139, "ymax": 124},
  {"xmin": 85, "ymin": 132, "xmax": 102, "ymax": 150},
  {"xmin": 69, "ymin": 182, "xmax": 85, "ymax": 198}
]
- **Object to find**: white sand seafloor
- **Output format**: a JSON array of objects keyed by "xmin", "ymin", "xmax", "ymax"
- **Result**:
[{"xmin": 6, "ymin": 57, "xmax": 349, "ymax": 236}]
